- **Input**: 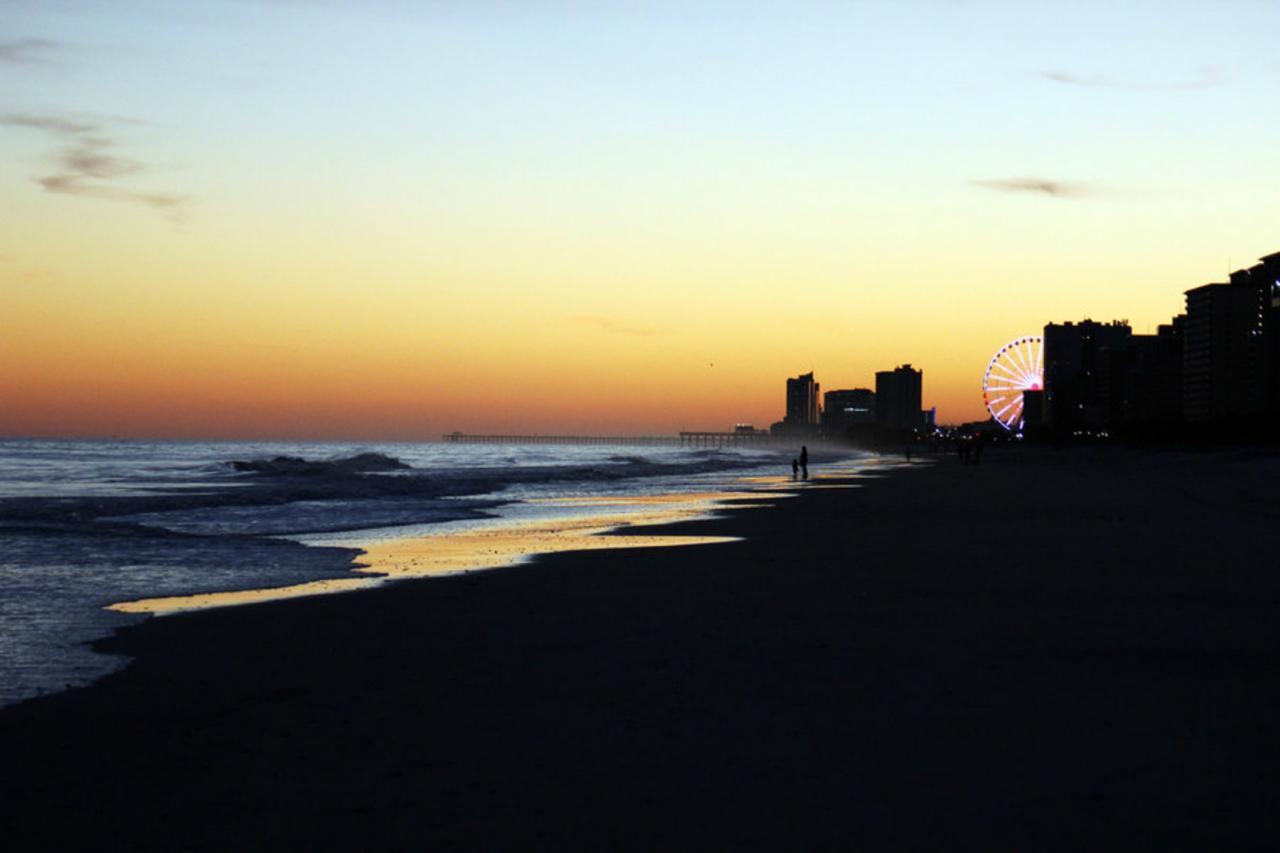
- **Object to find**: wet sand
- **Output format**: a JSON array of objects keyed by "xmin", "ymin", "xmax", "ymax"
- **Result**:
[
  {"xmin": 4, "ymin": 448, "xmax": 1280, "ymax": 849},
  {"xmin": 109, "ymin": 492, "xmax": 764, "ymax": 615}
]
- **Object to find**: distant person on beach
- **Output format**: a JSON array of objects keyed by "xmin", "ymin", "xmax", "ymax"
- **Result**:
[
  {"xmin": 800, "ymin": 445, "xmax": 809, "ymax": 480},
  {"xmin": 791, "ymin": 459, "xmax": 799, "ymax": 480},
  {"xmin": 905, "ymin": 445, "xmax": 912, "ymax": 462}
]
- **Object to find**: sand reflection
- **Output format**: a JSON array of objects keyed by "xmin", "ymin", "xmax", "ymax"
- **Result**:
[{"xmin": 109, "ymin": 492, "xmax": 771, "ymax": 616}]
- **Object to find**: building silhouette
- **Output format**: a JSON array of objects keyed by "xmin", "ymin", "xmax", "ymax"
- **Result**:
[
  {"xmin": 785, "ymin": 372, "xmax": 820, "ymax": 426},
  {"xmin": 822, "ymin": 388, "xmax": 876, "ymax": 432},
  {"xmin": 1042, "ymin": 320, "xmax": 1131, "ymax": 430},
  {"xmin": 1109, "ymin": 320, "xmax": 1184, "ymax": 428},
  {"xmin": 771, "ymin": 372, "xmax": 821, "ymax": 437},
  {"xmin": 874, "ymin": 365, "xmax": 922, "ymax": 430},
  {"xmin": 1182, "ymin": 253, "xmax": 1280, "ymax": 424}
]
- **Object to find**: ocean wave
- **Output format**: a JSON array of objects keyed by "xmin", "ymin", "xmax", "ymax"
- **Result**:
[
  {"xmin": 229, "ymin": 452, "xmax": 410, "ymax": 475},
  {"xmin": 0, "ymin": 448, "xmax": 785, "ymax": 539},
  {"xmin": 605, "ymin": 454, "xmax": 651, "ymax": 465}
]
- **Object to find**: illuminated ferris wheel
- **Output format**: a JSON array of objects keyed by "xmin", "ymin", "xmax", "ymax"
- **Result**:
[{"xmin": 983, "ymin": 335, "xmax": 1043, "ymax": 431}]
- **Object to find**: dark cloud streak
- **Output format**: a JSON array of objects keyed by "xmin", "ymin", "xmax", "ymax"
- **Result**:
[
  {"xmin": 62, "ymin": 137, "xmax": 143, "ymax": 179},
  {"xmin": 0, "ymin": 38, "xmax": 57, "ymax": 64},
  {"xmin": 1040, "ymin": 68, "xmax": 1225, "ymax": 91},
  {"xmin": 1, "ymin": 112, "xmax": 186, "ymax": 220},
  {"xmin": 1, "ymin": 114, "xmax": 95, "ymax": 135},
  {"xmin": 971, "ymin": 177, "xmax": 1093, "ymax": 198}
]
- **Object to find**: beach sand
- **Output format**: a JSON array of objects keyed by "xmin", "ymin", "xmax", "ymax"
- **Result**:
[{"xmin": 4, "ymin": 447, "xmax": 1280, "ymax": 849}]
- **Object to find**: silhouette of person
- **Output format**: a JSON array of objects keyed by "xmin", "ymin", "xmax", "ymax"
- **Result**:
[
  {"xmin": 799, "ymin": 445, "xmax": 809, "ymax": 480},
  {"xmin": 791, "ymin": 459, "xmax": 799, "ymax": 480}
]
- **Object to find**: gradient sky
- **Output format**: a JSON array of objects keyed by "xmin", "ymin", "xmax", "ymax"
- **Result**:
[{"xmin": 3, "ymin": 0, "xmax": 1278, "ymax": 439}]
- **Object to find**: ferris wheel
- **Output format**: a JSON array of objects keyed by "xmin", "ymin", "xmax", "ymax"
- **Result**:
[{"xmin": 983, "ymin": 335, "xmax": 1043, "ymax": 431}]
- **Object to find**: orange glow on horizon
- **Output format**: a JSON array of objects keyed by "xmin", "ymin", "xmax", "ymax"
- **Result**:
[{"xmin": 0, "ymin": 245, "xmax": 1202, "ymax": 440}]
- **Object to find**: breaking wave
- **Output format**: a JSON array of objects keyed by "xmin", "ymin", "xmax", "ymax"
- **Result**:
[{"xmin": 229, "ymin": 452, "xmax": 410, "ymax": 475}]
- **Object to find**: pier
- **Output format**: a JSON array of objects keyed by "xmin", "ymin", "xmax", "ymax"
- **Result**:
[
  {"xmin": 678, "ymin": 431, "xmax": 776, "ymax": 448},
  {"xmin": 442, "ymin": 432, "xmax": 681, "ymax": 446},
  {"xmin": 440, "ymin": 431, "xmax": 781, "ymax": 448}
]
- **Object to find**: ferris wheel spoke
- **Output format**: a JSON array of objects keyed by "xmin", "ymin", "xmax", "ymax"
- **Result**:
[
  {"xmin": 999, "ymin": 349, "xmax": 1031, "ymax": 375},
  {"xmin": 1018, "ymin": 344, "xmax": 1040, "ymax": 384},
  {"xmin": 992, "ymin": 398, "xmax": 1021, "ymax": 421},
  {"xmin": 1018, "ymin": 341, "xmax": 1037, "ymax": 379},
  {"xmin": 1002, "ymin": 343, "xmax": 1026, "ymax": 375},
  {"xmin": 1008, "ymin": 344, "xmax": 1035, "ymax": 382},
  {"xmin": 989, "ymin": 375, "xmax": 1028, "ymax": 392},
  {"xmin": 988, "ymin": 360, "xmax": 1025, "ymax": 382},
  {"xmin": 987, "ymin": 385, "xmax": 1029, "ymax": 401},
  {"xmin": 994, "ymin": 395, "xmax": 1022, "ymax": 415},
  {"xmin": 990, "ymin": 365, "xmax": 1031, "ymax": 387},
  {"xmin": 1004, "ymin": 345, "xmax": 1027, "ymax": 377}
]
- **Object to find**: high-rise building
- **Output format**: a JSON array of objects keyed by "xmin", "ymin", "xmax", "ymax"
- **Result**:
[
  {"xmin": 1182, "ymin": 253, "xmax": 1280, "ymax": 424},
  {"xmin": 874, "ymin": 365, "xmax": 922, "ymax": 430},
  {"xmin": 822, "ymin": 388, "xmax": 875, "ymax": 432},
  {"xmin": 1113, "ymin": 320, "xmax": 1184, "ymax": 427},
  {"xmin": 784, "ymin": 372, "xmax": 820, "ymax": 426},
  {"xmin": 1042, "ymin": 320, "xmax": 1132, "ymax": 429}
]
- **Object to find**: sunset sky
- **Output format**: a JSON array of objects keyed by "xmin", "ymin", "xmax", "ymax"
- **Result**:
[{"xmin": 3, "ymin": 1, "xmax": 1278, "ymax": 439}]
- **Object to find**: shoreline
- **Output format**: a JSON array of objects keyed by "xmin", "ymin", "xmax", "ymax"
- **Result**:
[
  {"xmin": 5, "ymin": 447, "xmax": 1280, "ymax": 848},
  {"xmin": 101, "ymin": 454, "xmax": 876, "ymax": 618},
  {"xmin": 106, "ymin": 489, "xmax": 779, "ymax": 616}
]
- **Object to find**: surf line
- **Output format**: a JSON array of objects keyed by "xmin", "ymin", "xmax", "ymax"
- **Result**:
[{"xmin": 109, "ymin": 490, "xmax": 788, "ymax": 616}]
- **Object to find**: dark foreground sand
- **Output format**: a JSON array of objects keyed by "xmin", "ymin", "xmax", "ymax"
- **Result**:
[{"xmin": 4, "ymin": 448, "xmax": 1280, "ymax": 850}]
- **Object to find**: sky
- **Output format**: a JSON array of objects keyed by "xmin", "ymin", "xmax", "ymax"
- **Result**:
[{"xmin": 2, "ymin": 0, "xmax": 1278, "ymax": 439}]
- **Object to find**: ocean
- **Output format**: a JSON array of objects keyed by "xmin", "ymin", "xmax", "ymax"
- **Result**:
[{"xmin": 0, "ymin": 438, "xmax": 848, "ymax": 707}]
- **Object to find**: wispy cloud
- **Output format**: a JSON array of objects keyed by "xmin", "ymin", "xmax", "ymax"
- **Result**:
[
  {"xmin": 971, "ymin": 177, "xmax": 1094, "ymax": 199},
  {"xmin": 1, "ymin": 112, "xmax": 187, "ymax": 219},
  {"xmin": 1040, "ymin": 68, "xmax": 1226, "ymax": 91},
  {"xmin": 570, "ymin": 315, "xmax": 660, "ymax": 337},
  {"xmin": 1, "ymin": 114, "xmax": 95, "ymax": 135},
  {"xmin": 0, "ymin": 38, "xmax": 57, "ymax": 65}
]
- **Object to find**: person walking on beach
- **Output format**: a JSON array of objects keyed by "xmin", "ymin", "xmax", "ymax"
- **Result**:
[
  {"xmin": 799, "ymin": 445, "xmax": 809, "ymax": 480},
  {"xmin": 791, "ymin": 458, "xmax": 799, "ymax": 480}
]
